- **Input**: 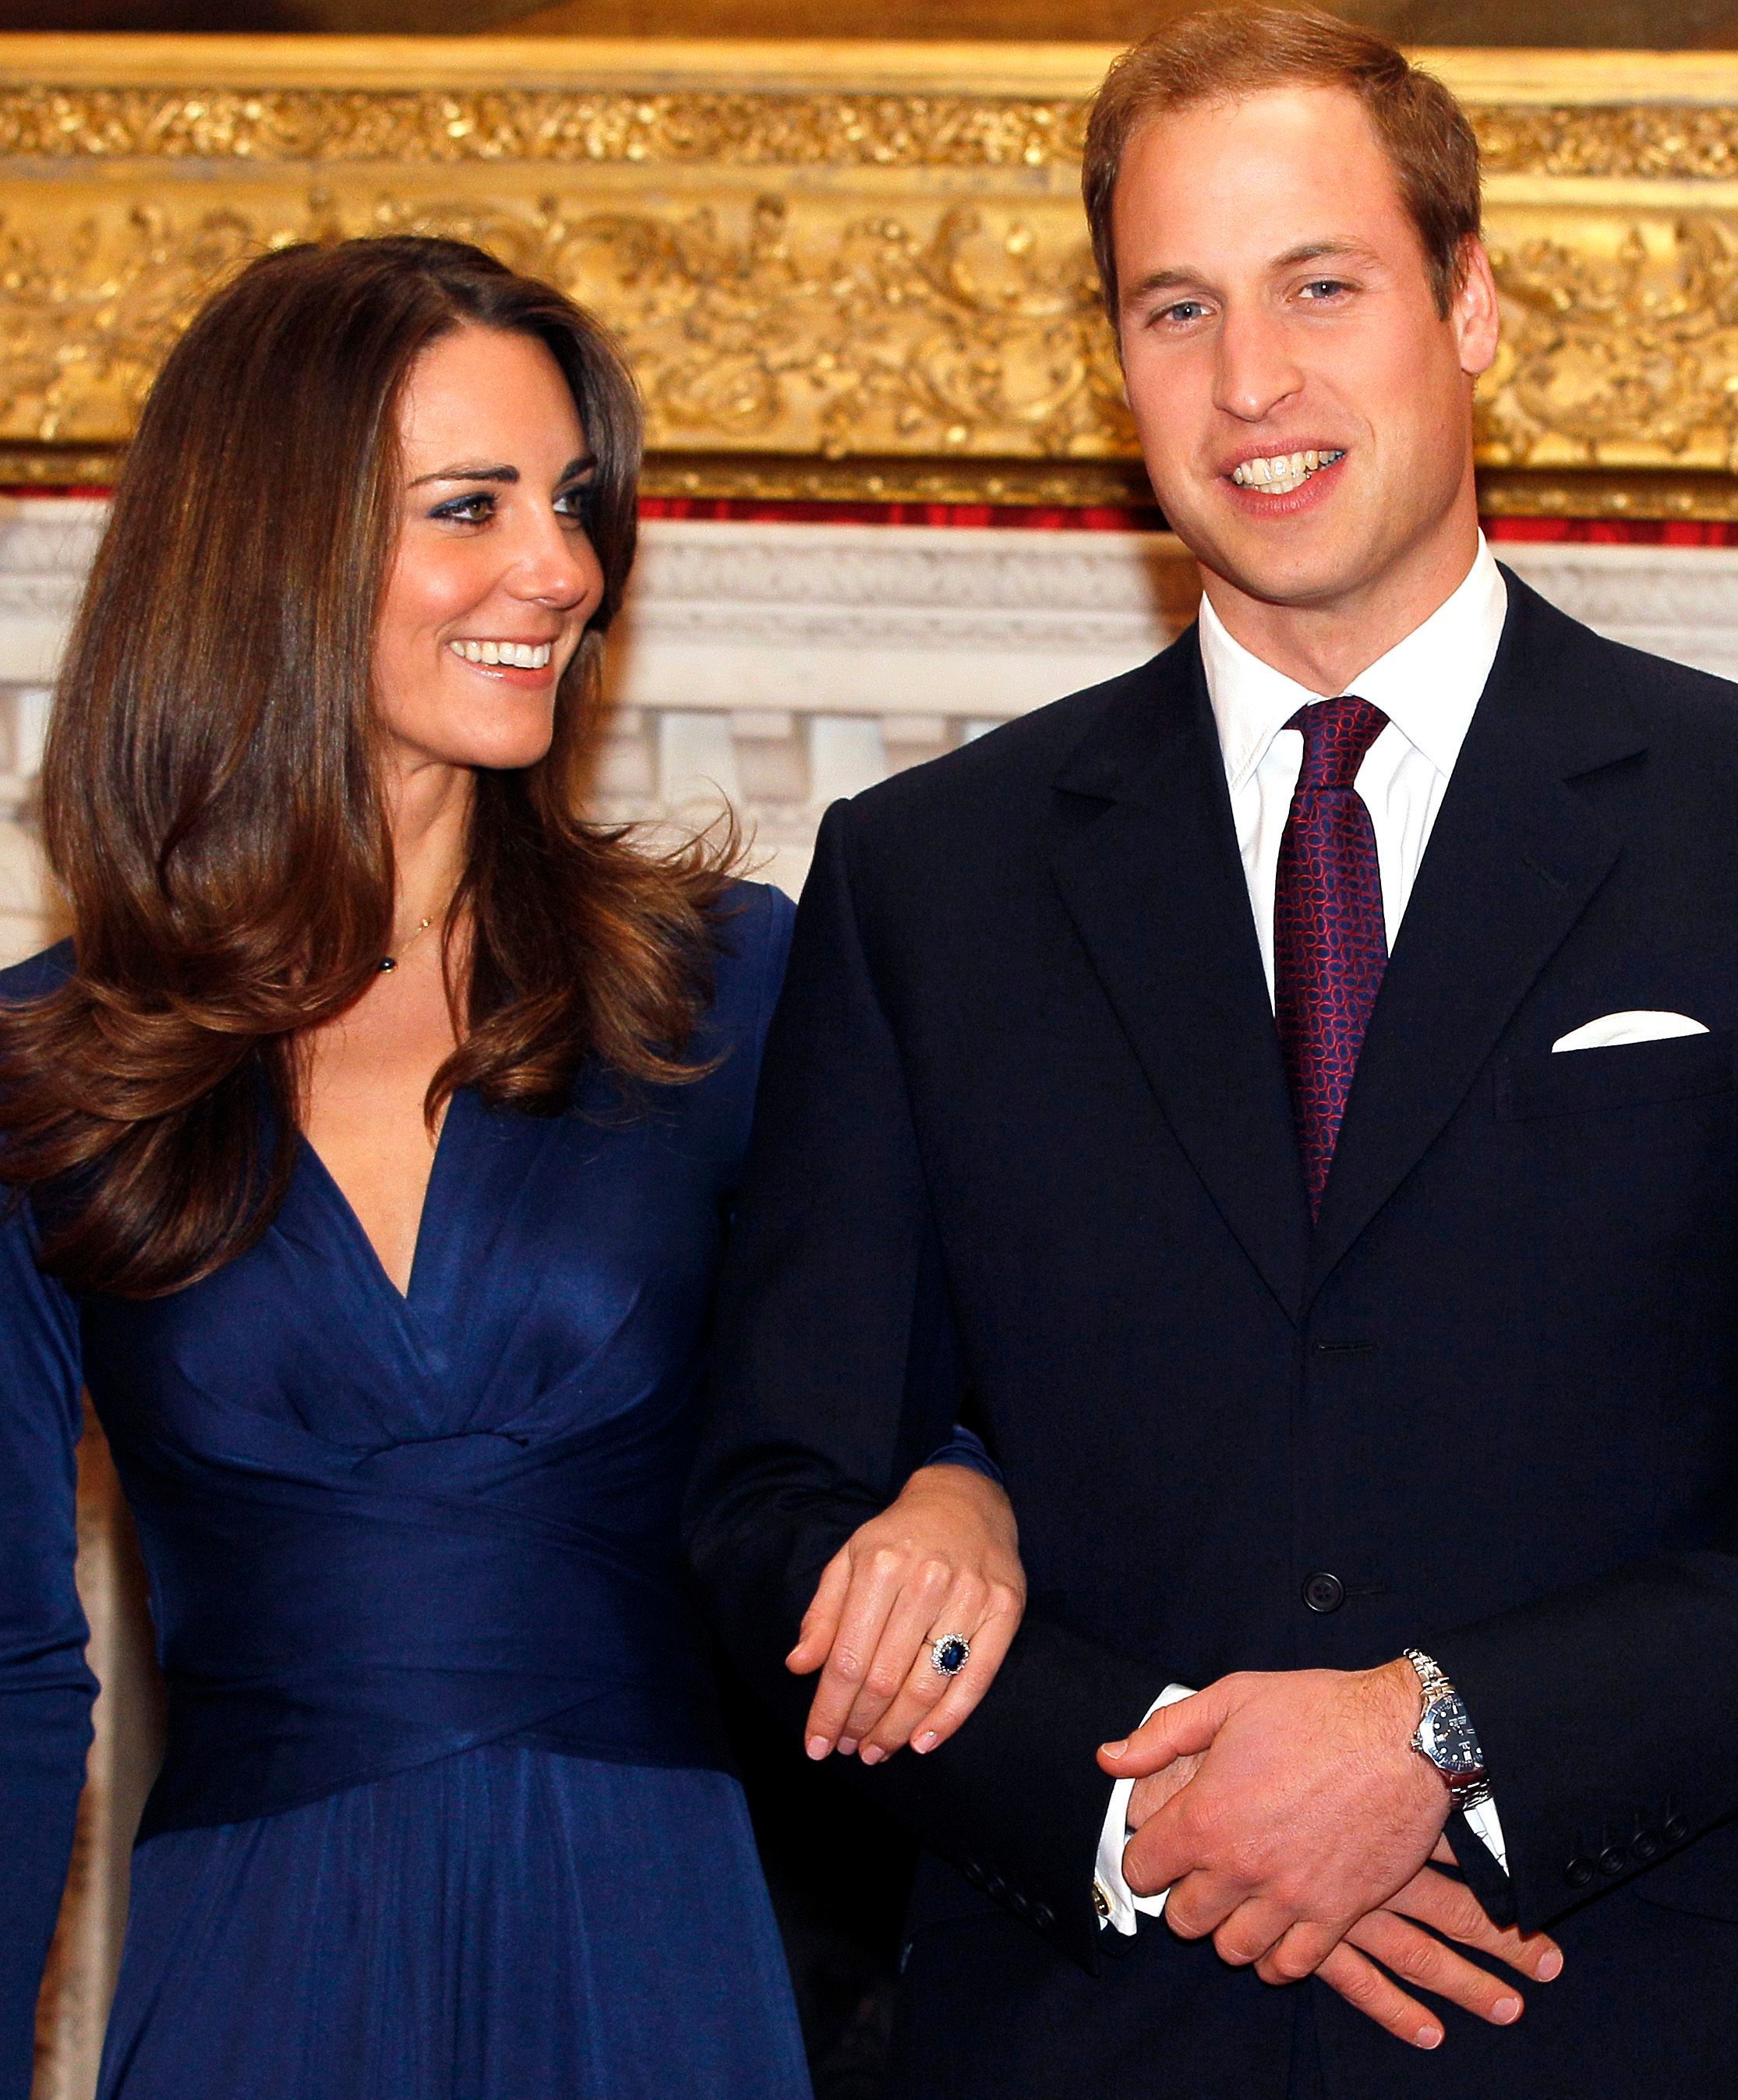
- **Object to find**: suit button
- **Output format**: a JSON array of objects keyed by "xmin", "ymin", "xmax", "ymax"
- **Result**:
[
  {"xmin": 1565, "ymin": 1857, "xmax": 1595, "ymax": 1887},
  {"xmin": 1032, "ymin": 1902, "xmax": 1055, "ymax": 1931},
  {"xmin": 1011, "ymin": 1892, "xmax": 1032, "ymax": 1921},
  {"xmin": 984, "ymin": 1872, "xmax": 1008, "ymax": 1902},
  {"xmin": 1632, "ymin": 1831, "xmax": 1659, "ymax": 1863},
  {"xmin": 1598, "ymin": 1846, "xmax": 1627, "ymax": 1876},
  {"xmin": 1303, "ymin": 1571, "xmax": 1345, "ymax": 1614},
  {"xmin": 1664, "ymin": 1815, "xmax": 1689, "ymax": 1844},
  {"xmin": 963, "ymin": 1860, "xmax": 985, "ymax": 1889}
]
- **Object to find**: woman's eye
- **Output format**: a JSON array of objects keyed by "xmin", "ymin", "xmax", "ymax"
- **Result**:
[
  {"xmin": 553, "ymin": 480, "xmax": 595, "ymax": 521},
  {"xmin": 431, "ymin": 492, "xmax": 494, "ymax": 524}
]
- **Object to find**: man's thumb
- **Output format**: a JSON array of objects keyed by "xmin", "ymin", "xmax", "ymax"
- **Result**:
[{"xmin": 1097, "ymin": 1682, "xmax": 1219, "ymax": 1774}]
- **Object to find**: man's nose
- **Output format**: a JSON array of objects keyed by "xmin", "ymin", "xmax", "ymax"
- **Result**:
[{"xmin": 1212, "ymin": 306, "xmax": 1305, "ymax": 423}]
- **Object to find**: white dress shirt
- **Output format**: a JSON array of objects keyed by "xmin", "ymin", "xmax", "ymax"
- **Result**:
[{"xmin": 1095, "ymin": 536, "xmax": 1510, "ymax": 1934}]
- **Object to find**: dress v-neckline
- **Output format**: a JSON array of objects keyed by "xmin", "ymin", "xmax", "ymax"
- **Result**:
[{"xmin": 298, "ymin": 1094, "xmax": 462, "ymax": 1307}]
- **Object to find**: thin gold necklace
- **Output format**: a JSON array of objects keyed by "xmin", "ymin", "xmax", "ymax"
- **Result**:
[{"xmin": 378, "ymin": 912, "xmax": 438, "ymax": 976}]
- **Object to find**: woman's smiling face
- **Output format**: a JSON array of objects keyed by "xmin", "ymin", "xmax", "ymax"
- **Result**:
[{"xmin": 373, "ymin": 322, "xmax": 605, "ymax": 780}]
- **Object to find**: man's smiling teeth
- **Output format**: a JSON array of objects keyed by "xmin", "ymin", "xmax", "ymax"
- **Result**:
[
  {"xmin": 448, "ymin": 640, "xmax": 553, "ymax": 668},
  {"xmin": 1231, "ymin": 448, "xmax": 1346, "ymax": 495}
]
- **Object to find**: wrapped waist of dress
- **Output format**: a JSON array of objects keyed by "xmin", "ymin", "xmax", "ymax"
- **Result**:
[{"xmin": 119, "ymin": 1444, "xmax": 728, "ymax": 1837}]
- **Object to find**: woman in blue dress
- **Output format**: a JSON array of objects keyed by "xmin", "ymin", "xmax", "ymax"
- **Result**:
[{"xmin": 0, "ymin": 237, "xmax": 1024, "ymax": 2099}]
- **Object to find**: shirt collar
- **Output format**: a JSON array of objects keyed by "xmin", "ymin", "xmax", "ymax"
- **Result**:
[{"xmin": 1199, "ymin": 534, "xmax": 1508, "ymax": 792}]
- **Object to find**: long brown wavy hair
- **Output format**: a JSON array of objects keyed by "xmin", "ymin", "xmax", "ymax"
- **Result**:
[{"xmin": 0, "ymin": 235, "xmax": 737, "ymax": 1299}]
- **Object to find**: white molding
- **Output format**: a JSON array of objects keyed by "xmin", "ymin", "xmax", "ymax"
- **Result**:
[
  {"xmin": 608, "ymin": 521, "xmax": 1200, "ymax": 718},
  {"xmin": 1493, "ymin": 539, "xmax": 1738, "ymax": 684}
]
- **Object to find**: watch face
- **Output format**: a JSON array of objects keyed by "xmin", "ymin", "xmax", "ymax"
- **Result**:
[{"xmin": 1418, "ymin": 1694, "xmax": 1484, "ymax": 1776}]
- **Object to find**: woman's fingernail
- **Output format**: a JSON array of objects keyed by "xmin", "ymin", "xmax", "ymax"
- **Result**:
[
  {"xmin": 1536, "ymin": 1949, "xmax": 1563, "ymax": 1981},
  {"xmin": 1101, "ymin": 1740, "xmax": 1128, "ymax": 1758},
  {"xmin": 837, "ymin": 1738, "xmax": 857, "ymax": 1756},
  {"xmin": 805, "ymin": 1736, "xmax": 830, "ymax": 1761},
  {"xmin": 1415, "ymin": 2025, "xmax": 1442, "ymax": 2049},
  {"xmin": 1491, "ymin": 1996, "xmax": 1521, "ymax": 2025},
  {"xmin": 914, "ymin": 1730, "xmax": 939, "ymax": 1754},
  {"xmin": 860, "ymin": 1745, "xmax": 885, "ymax": 1766}
]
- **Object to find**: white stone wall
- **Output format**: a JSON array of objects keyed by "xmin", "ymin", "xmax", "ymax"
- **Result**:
[
  {"xmin": 0, "ymin": 500, "xmax": 99, "ymax": 967},
  {"xmin": 8, "ymin": 496, "xmax": 1738, "ymax": 963}
]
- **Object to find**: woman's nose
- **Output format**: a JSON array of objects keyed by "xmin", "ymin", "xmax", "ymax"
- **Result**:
[{"xmin": 510, "ymin": 512, "xmax": 603, "ymax": 610}]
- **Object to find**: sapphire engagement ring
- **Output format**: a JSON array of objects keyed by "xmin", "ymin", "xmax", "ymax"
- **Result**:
[{"xmin": 929, "ymin": 1634, "xmax": 971, "ymax": 1677}]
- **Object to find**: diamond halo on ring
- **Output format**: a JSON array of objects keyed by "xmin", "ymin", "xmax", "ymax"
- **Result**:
[{"xmin": 929, "ymin": 1634, "xmax": 971, "ymax": 1677}]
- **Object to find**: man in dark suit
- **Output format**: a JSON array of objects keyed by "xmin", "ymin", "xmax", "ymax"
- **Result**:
[{"xmin": 689, "ymin": 9, "xmax": 1738, "ymax": 2095}]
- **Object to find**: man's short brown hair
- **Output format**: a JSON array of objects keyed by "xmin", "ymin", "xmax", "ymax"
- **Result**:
[{"xmin": 1083, "ymin": 5, "xmax": 1482, "ymax": 325}]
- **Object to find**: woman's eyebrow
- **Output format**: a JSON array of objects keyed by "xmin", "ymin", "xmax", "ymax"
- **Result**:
[
  {"xmin": 410, "ymin": 461, "xmax": 518, "ymax": 488},
  {"xmin": 408, "ymin": 456, "xmax": 596, "ymax": 488}
]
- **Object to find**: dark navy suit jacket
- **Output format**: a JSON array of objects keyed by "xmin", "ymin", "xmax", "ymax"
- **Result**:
[{"xmin": 690, "ymin": 574, "xmax": 1738, "ymax": 2098}]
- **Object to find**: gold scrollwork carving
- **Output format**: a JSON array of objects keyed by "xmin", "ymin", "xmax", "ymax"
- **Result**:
[
  {"xmin": 1484, "ymin": 212, "xmax": 1738, "ymax": 472},
  {"xmin": 9, "ymin": 83, "xmax": 1738, "ymax": 186},
  {"xmin": 0, "ymin": 87, "xmax": 1088, "ymax": 170},
  {"xmin": 1474, "ymin": 107, "xmax": 1738, "ymax": 183},
  {"xmin": 0, "ymin": 181, "xmax": 1130, "ymax": 462},
  {"xmin": 531, "ymin": 195, "xmax": 1126, "ymax": 459}
]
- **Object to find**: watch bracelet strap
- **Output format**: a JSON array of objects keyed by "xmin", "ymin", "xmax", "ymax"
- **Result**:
[
  {"xmin": 1402, "ymin": 1646, "xmax": 1452, "ymax": 1701},
  {"xmin": 1402, "ymin": 1646, "xmax": 1490, "ymax": 1807}
]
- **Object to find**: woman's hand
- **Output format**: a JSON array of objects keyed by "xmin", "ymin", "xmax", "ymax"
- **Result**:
[{"xmin": 786, "ymin": 1462, "xmax": 1026, "ymax": 1765}]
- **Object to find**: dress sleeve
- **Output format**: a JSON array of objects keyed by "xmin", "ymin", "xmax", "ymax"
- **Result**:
[
  {"xmin": 921, "ymin": 1424, "xmax": 1001, "ymax": 1482},
  {"xmin": 0, "ymin": 1194, "xmax": 94, "ymax": 2100},
  {"xmin": 747, "ymin": 882, "xmax": 797, "ymax": 1073}
]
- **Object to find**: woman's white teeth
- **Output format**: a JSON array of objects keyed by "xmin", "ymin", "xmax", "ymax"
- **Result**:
[
  {"xmin": 1232, "ymin": 448, "xmax": 1344, "ymax": 493},
  {"xmin": 449, "ymin": 640, "xmax": 553, "ymax": 668}
]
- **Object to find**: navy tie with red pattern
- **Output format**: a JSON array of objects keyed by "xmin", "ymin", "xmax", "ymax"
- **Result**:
[{"xmin": 1273, "ymin": 694, "xmax": 1390, "ymax": 1219}]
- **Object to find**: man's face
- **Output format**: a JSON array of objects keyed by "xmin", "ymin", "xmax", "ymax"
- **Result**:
[{"xmin": 1111, "ymin": 86, "xmax": 1496, "ymax": 623}]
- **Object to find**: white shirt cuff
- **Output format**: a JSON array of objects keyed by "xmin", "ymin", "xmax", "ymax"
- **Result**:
[
  {"xmin": 1093, "ymin": 1682, "xmax": 1195, "ymax": 1934},
  {"xmin": 1462, "ymin": 1791, "xmax": 1509, "ymax": 1874}
]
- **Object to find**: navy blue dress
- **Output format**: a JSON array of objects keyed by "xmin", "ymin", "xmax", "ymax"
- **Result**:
[{"xmin": 0, "ymin": 882, "xmax": 812, "ymax": 2100}]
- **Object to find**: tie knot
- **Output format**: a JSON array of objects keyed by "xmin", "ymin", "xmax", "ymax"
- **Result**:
[{"xmin": 1287, "ymin": 693, "xmax": 1388, "ymax": 793}]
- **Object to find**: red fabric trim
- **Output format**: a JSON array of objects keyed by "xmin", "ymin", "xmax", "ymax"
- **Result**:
[
  {"xmin": 1481, "ymin": 516, "xmax": 1738, "ymax": 547},
  {"xmin": 0, "ymin": 485, "xmax": 114, "ymax": 500},
  {"xmin": 636, "ymin": 496, "xmax": 1164, "ymax": 530},
  {"xmin": 9, "ymin": 486, "xmax": 1738, "ymax": 545},
  {"xmin": 641, "ymin": 499, "xmax": 1738, "ymax": 543}
]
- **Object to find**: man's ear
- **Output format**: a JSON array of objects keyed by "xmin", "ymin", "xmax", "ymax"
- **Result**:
[{"xmin": 1451, "ymin": 236, "xmax": 1500, "ymax": 380}]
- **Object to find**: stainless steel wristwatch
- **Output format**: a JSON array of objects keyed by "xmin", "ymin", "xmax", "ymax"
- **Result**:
[{"xmin": 1402, "ymin": 1648, "xmax": 1492, "ymax": 1812}]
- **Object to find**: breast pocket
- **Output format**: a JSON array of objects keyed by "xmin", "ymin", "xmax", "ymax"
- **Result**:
[{"xmin": 1496, "ymin": 1030, "xmax": 1736, "ymax": 1121}]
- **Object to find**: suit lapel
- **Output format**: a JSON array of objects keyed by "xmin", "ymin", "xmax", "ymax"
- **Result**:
[
  {"xmin": 1307, "ymin": 574, "xmax": 1646, "ymax": 1299},
  {"xmin": 1051, "ymin": 634, "xmax": 1312, "ymax": 1322}
]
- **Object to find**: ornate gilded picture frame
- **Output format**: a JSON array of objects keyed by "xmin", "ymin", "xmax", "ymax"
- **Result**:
[{"xmin": 2, "ymin": 37, "xmax": 1738, "ymax": 516}]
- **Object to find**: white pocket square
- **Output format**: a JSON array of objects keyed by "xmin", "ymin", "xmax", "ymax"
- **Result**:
[{"xmin": 1552, "ymin": 1011, "xmax": 1709, "ymax": 1054}]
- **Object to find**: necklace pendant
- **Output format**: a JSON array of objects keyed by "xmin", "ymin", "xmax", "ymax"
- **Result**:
[{"xmin": 377, "ymin": 911, "xmax": 435, "ymax": 980}]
